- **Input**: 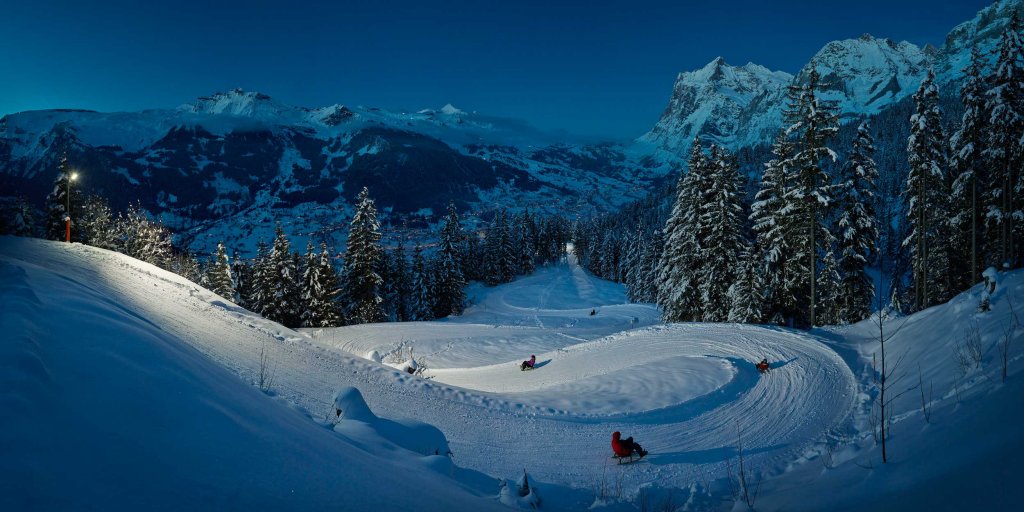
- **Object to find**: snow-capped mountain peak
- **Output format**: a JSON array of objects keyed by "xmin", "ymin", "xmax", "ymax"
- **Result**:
[
  {"xmin": 800, "ymin": 34, "xmax": 930, "ymax": 114},
  {"xmin": 440, "ymin": 103, "xmax": 466, "ymax": 115},
  {"xmin": 639, "ymin": 57, "xmax": 792, "ymax": 153},
  {"xmin": 642, "ymin": 0, "xmax": 1024, "ymax": 155},
  {"xmin": 179, "ymin": 88, "xmax": 299, "ymax": 119}
]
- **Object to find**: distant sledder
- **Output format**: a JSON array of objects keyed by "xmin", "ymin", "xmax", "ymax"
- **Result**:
[
  {"xmin": 520, "ymin": 355, "xmax": 537, "ymax": 371},
  {"xmin": 611, "ymin": 431, "xmax": 648, "ymax": 464},
  {"xmin": 755, "ymin": 358, "xmax": 770, "ymax": 374}
]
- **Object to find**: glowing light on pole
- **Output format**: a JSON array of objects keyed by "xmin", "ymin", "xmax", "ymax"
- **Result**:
[{"xmin": 65, "ymin": 171, "xmax": 78, "ymax": 242}]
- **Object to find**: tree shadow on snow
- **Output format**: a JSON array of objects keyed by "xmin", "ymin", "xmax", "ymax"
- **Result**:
[{"xmin": 647, "ymin": 443, "xmax": 784, "ymax": 465}]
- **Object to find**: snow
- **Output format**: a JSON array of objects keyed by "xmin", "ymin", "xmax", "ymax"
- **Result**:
[{"xmin": 2, "ymin": 236, "xmax": 1021, "ymax": 510}]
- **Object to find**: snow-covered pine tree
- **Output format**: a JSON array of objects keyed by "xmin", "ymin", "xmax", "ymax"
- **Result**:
[
  {"xmin": 231, "ymin": 249, "xmax": 251, "ymax": 307},
  {"xmin": 462, "ymin": 231, "xmax": 485, "ymax": 282},
  {"xmin": 949, "ymin": 46, "xmax": 991, "ymax": 289},
  {"xmin": 516, "ymin": 210, "xmax": 537, "ymax": 275},
  {"xmin": 658, "ymin": 137, "xmax": 708, "ymax": 322},
  {"xmin": 44, "ymin": 154, "xmax": 82, "ymax": 241},
  {"xmin": 301, "ymin": 241, "xmax": 319, "ymax": 325},
  {"xmin": 249, "ymin": 241, "xmax": 272, "ymax": 315},
  {"xmin": 751, "ymin": 131, "xmax": 796, "ymax": 324},
  {"xmin": 264, "ymin": 224, "xmax": 302, "ymax": 327},
  {"xmin": 697, "ymin": 144, "xmax": 745, "ymax": 322},
  {"xmin": 303, "ymin": 243, "xmax": 342, "ymax": 327},
  {"xmin": 903, "ymin": 68, "xmax": 952, "ymax": 310},
  {"xmin": 12, "ymin": 197, "xmax": 36, "ymax": 237},
  {"xmin": 835, "ymin": 121, "xmax": 878, "ymax": 323},
  {"xmin": 206, "ymin": 241, "xmax": 235, "ymax": 300},
  {"xmin": 409, "ymin": 244, "xmax": 434, "ymax": 321},
  {"xmin": 173, "ymin": 252, "xmax": 202, "ymax": 284},
  {"xmin": 376, "ymin": 245, "xmax": 396, "ymax": 321},
  {"xmin": 625, "ymin": 223, "xmax": 646, "ymax": 302},
  {"xmin": 816, "ymin": 248, "xmax": 842, "ymax": 325},
  {"xmin": 728, "ymin": 246, "xmax": 765, "ymax": 323},
  {"xmin": 639, "ymin": 227, "xmax": 664, "ymax": 304},
  {"xmin": 781, "ymin": 68, "xmax": 839, "ymax": 327},
  {"xmin": 599, "ymin": 234, "xmax": 620, "ymax": 282},
  {"xmin": 484, "ymin": 209, "xmax": 516, "ymax": 286},
  {"xmin": 115, "ymin": 205, "xmax": 173, "ymax": 269},
  {"xmin": 434, "ymin": 202, "xmax": 467, "ymax": 317},
  {"xmin": 983, "ymin": 12, "xmax": 1024, "ymax": 269},
  {"xmin": 390, "ymin": 241, "xmax": 411, "ymax": 322},
  {"xmin": 78, "ymin": 195, "xmax": 117, "ymax": 250},
  {"xmin": 345, "ymin": 188, "xmax": 385, "ymax": 324}
]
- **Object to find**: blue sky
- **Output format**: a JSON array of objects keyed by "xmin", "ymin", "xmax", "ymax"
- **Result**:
[{"xmin": 0, "ymin": 0, "xmax": 991, "ymax": 140}]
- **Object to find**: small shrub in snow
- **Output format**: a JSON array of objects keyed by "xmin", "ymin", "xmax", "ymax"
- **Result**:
[
  {"xmin": 257, "ymin": 339, "xmax": 276, "ymax": 393},
  {"xmin": 498, "ymin": 470, "xmax": 541, "ymax": 510}
]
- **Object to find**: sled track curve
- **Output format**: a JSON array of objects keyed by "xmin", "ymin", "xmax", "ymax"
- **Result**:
[
  {"xmin": 417, "ymin": 323, "xmax": 858, "ymax": 490},
  {"xmin": 11, "ymin": 240, "xmax": 857, "ymax": 495}
]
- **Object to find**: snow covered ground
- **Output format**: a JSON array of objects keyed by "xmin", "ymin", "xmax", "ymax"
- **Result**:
[{"xmin": 1, "ymin": 236, "xmax": 1020, "ymax": 510}]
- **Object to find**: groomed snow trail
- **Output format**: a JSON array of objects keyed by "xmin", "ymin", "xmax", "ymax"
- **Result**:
[{"xmin": 2, "ymin": 239, "xmax": 856, "ymax": 496}]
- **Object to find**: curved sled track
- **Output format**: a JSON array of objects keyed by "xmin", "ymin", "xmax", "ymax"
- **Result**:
[{"xmin": 2, "ymin": 239, "xmax": 857, "ymax": 493}]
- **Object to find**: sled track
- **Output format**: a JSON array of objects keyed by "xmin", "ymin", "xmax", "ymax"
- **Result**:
[{"xmin": 4, "ymin": 240, "xmax": 858, "ymax": 494}]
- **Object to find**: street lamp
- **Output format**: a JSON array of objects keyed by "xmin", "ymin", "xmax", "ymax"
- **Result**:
[{"xmin": 65, "ymin": 171, "xmax": 78, "ymax": 242}]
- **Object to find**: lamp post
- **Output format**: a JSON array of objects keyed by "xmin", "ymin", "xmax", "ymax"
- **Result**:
[{"xmin": 65, "ymin": 171, "xmax": 78, "ymax": 242}]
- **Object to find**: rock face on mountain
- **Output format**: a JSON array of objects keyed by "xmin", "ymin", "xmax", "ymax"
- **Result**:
[
  {"xmin": 639, "ymin": 58, "xmax": 792, "ymax": 154},
  {"xmin": 643, "ymin": 0, "xmax": 1024, "ymax": 155},
  {"xmin": 0, "ymin": 89, "xmax": 679, "ymax": 255}
]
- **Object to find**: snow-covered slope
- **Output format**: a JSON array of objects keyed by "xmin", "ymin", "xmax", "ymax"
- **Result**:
[
  {"xmin": 3, "ymin": 236, "xmax": 1020, "ymax": 510},
  {"xmin": 643, "ymin": 0, "xmax": 1024, "ymax": 154},
  {"xmin": 0, "ymin": 236, "xmax": 507, "ymax": 511}
]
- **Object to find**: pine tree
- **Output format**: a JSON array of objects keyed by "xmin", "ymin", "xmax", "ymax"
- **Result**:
[
  {"xmin": 345, "ymin": 188, "xmax": 385, "ymax": 324},
  {"xmin": 781, "ymin": 68, "xmax": 839, "ymax": 326},
  {"xmin": 409, "ymin": 244, "xmax": 434, "ymax": 321},
  {"xmin": 249, "ymin": 241, "xmax": 272, "ymax": 315},
  {"xmin": 302, "ymin": 243, "xmax": 342, "ymax": 327},
  {"xmin": 728, "ymin": 247, "xmax": 765, "ymax": 323},
  {"xmin": 206, "ymin": 241, "xmax": 235, "ymax": 299},
  {"xmin": 174, "ymin": 252, "xmax": 203, "ymax": 284},
  {"xmin": 697, "ymin": 144, "xmax": 745, "ymax": 322},
  {"xmin": 484, "ymin": 210, "xmax": 516, "ymax": 286},
  {"xmin": 984, "ymin": 12, "xmax": 1024, "ymax": 268},
  {"xmin": 78, "ymin": 195, "xmax": 117, "ymax": 250},
  {"xmin": 12, "ymin": 197, "xmax": 36, "ymax": 237},
  {"xmin": 835, "ymin": 121, "xmax": 878, "ymax": 323},
  {"xmin": 264, "ymin": 224, "xmax": 301, "ymax": 326},
  {"xmin": 231, "ymin": 250, "xmax": 251, "ymax": 307},
  {"xmin": 390, "ymin": 241, "xmax": 411, "ymax": 321},
  {"xmin": 816, "ymin": 248, "xmax": 842, "ymax": 325},
  {"xmin": 115, "ymin": 205, "xmax": 172, "ymax": 269},
  {"xmin": 434, "ymin": 202, "xmax": 467, "ymax": 317},
  {"xmin": 903, "ymin": 69, "xmax": 952, "ymax": 310},
  {"xmin": 949, "ymin": 46, "xmax": 990, "ymax": 289},
  {"xmin": 658, "ymin": 137, "xmax": 708, "ymax": 322},
  {"xmin": 751, "ymin": 131, "xmax": 797, "ymax": 324}
]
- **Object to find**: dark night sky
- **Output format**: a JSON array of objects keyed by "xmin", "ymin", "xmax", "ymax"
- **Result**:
[{"xmin": 0, "ymin": 0, "xmax": 993, "ymax": 140}]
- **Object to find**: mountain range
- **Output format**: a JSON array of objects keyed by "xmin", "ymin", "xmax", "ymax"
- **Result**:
[
  {"xmin": 642, "ymin": 0, "xmax": 1022, "ymax": 152},
  {"xmin": 2, "ymin": 0, "xmax": 1021, "ymax": 256}
]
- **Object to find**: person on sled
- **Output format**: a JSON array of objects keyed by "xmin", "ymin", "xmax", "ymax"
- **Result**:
[
  {"xmin": 520, "ymin": 355, "xmax": 537, "ymax": 371},
  {"xmin": 756, "ymin": 358, "xmax": 770, "ymax": 373},
  {"xmin": 611, "ymin": 431, "xmax": 648, "ymax": 459}
]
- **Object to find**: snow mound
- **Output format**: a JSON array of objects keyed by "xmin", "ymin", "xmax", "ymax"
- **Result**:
[{"xmin": 333, "ymin": 386, "xmax": 451, "ymax": 456}]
